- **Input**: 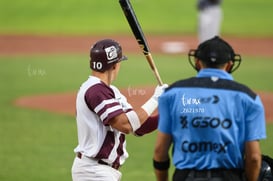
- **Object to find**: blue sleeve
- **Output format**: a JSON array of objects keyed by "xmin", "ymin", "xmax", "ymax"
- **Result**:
[
  {"xmin": 245, "ymin": 96, "xmax": 267, "ymax": 141},
  {"xmin": 158, "ymin": 94, "xmax": 172, "ymax": 134}
]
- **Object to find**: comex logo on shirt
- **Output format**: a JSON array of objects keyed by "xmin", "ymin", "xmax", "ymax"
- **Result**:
[{"xmin": 181, "ymin": 140, "xmax": 231, "ymax": 153}]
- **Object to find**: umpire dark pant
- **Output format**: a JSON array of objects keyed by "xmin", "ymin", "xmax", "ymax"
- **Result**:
[{"xmin": 173, "ymin": 169, "xmax": 244, "ymax": 181}]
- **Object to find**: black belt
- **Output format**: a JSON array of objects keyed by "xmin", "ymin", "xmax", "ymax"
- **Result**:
[
  {"xmin": 76, "ymin": 152, "xmax": 120, "ymax": 170},
  {"xmin": 188, "ymin": 170, "xmax": 223, "ymax": 178},
  {"xmin": 174, "ymin": 168, "xmax": 243, "ymax": 181}
]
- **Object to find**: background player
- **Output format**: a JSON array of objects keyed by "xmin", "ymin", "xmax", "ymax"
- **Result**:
[
  {"xmin": 197, "ymin": 0, "xmax": 223, "ymax": 43},
  {"xmin": 71, "ymin": 39, "xmax": 167, "ymax": 181}
]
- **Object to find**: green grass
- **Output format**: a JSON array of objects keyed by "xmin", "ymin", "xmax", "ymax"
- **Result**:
[
  {"xmin": 222, "ymin": 0, "xmax": 273, "ymax": 36},
  {"xmin": 0, "ymin": 55, "xmax": 272, "ymax": 181},
  {"xmin": 0, "ymin": 0, "xmax": 272, "ymax": 180},
  {"xmin": 0, "ymin": 0, "xmax": 272, "ymax": 36}
]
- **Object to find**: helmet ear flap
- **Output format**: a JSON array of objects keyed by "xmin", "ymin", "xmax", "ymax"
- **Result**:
[{"xmin": 188, "ymin": 49, "xmax": 200, "ymax": 72}]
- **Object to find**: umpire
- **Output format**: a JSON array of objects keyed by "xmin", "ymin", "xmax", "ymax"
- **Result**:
[{"xmin": 153, "ymin": 36, "xmax": 266, "ymax": 181}]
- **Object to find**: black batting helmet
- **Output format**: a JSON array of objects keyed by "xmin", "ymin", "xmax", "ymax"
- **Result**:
[{"xmin": 90, "ymin": 39, "xmax": 127, "ymax": 72}]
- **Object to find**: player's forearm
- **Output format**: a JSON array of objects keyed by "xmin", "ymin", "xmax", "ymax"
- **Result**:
[
  {"xmin": 245, "ymin": 155, "xmax": 261, "ymax": 181},
  {"xmin": 127, "ymin": 84, "xmax": 168, "ymax": 134},
  {"xmin": 110, "ymin": 108, "xmax": 153, "ymax": 134},
  {"xmin": 244, "ymin": 141, "xmax": 262, "ymax": 181},
  {"xmin": 135, "ymin": 115, "xmax": 158, "ymax": 136},
  {"xmin": 153, "ymin": 158, "xmax": 170, "ymax": 181},
  {"xmin": 154, "ymin": 169, "xmax": 168, "ymax": 181},
  {"xmin": 153, "ymin": 132, "xmax": 172, "ymax": 181},
  {"xmin": 125, "ymin": 108, "xmax": 151, "ymax": 134},
  {"xmin": 126, "ymin": 97, "xmax": 158, "ymax": 133}
]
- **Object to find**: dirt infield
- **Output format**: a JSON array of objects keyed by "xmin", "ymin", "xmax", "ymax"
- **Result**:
[
  {"xmin": 3, "ymin": 34, "xmax": 272, "ymax": 122},
  {"xmin": 15, "ymin": 88, "xmax": 273, "ymax": 122},
  {"xmin": 1, "ymin": 35, "xmax": 273, "ymax": 57}
]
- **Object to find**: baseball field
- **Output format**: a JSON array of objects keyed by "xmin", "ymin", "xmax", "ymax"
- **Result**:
[{"xmin": 1, "ymin": 0, "xmax": 273, "ymax": 180}]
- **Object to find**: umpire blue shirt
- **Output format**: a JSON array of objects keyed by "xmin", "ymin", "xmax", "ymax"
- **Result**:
[{"xmin": 158, "ymin": 68, "xmax": 266, "ymax": 170}]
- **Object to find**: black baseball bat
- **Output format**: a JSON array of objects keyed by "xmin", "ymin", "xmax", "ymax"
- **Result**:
[{"xmin": 119, "ymin": 0, "xmax": 163, "ymax": 85}]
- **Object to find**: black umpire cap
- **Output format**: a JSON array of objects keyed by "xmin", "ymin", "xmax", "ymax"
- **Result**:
[{"xmin": 194, "ymin": 36, "xmax": 236, "ymax": 64}]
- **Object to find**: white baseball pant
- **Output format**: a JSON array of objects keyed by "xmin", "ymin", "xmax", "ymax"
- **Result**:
[
  {"xmin": 198, "ymin": 5, "xmax": 222, "ymax": 43},
  {"xmin": 72, "ymin": 155, "xmax": 122, "ymax": 181}
]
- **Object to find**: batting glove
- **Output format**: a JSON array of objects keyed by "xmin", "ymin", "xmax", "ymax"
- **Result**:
[
  {"xmin": 152, "ymin": 84, "xmax": 168, "ymax": 101},
  {"xmin": 142, "ymin": 84, "xmax": 168, "ymax": 116}
]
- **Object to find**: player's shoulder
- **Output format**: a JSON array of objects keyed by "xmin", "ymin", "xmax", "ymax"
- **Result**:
[
  {"xmin": 166, "ymin": 77, "xmax": 198, "ymax": 91},
  {"xmin": 83, "ymin": 76, "xmax": 114, "ymax": 97},
  {"xmin": 80, "ymin": 76, "xmax": 101, "ymax": 89},
  {"xmin": 110, "ymin": 85, "xmax": 121, "ymax": 94},
  {"xmin": 224, "ymin": 80, "xmax": 257, "ymax": 99},
  {"xmin": 166, "ymin": 77, "xmax": 257, "ymax": 100}
]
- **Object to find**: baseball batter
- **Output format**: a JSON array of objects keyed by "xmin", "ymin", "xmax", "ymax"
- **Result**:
[
  {"xmin": 71, "ymin": 39, "xmax": 167, "ymax": 181},
  {"xmin": 197, "ymin": 0, "xmax": 223, "ymax": 43},
  {"xmin": 153, "ymin": 36, "xmax": 266, "ymax": 181}
]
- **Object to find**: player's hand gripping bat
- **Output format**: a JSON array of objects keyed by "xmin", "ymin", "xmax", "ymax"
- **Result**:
[{"xmin": 119, "ymin": 0, "xmax": 163, "ymax": 85}]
